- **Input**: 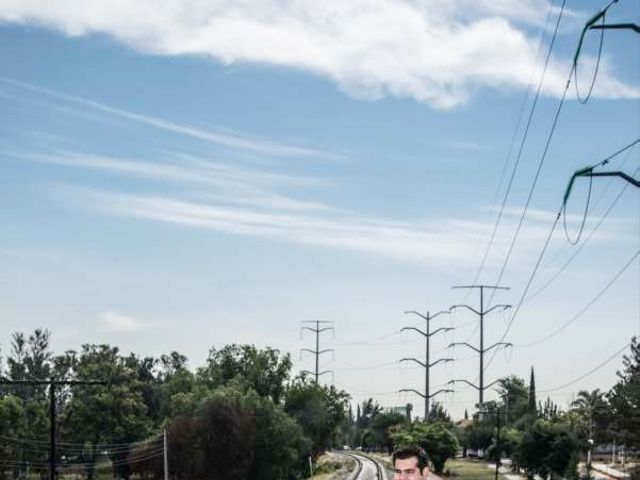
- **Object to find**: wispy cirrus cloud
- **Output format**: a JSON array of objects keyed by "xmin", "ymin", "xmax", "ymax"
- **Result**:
[
  {"xmin": 56, "ymin": 184, "xmax": 621, "ymax": 269},
  {"xmin": 0, "ymin": 77, "xmax": 342, "ymax": 160},
  {"xmin": 13, "ymin": 149, "xmax": 335, "ymax": 212},
  {"xmin": 100, "ymin": 311, "xmax": 146, "ymax": 332},
  {"xmin": 0, "ymin": 1, "xmax": 636, "ymax": 108},
  {"xmin": 14, "ymin": 147, "xmax": 629, "ymax": 268}
]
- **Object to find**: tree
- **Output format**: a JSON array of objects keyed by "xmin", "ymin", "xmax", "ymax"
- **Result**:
[
  {"xmin": 7, "ymin": 329, "xmax": 53, "ymax": 400},
  {"xmin": 197, "ymin": 345, "xmax": 291, "ymax": 403},
  {"xmin": 0, "ymin": 395, "xmax": 27, "ymax": 479},
  {"xmin": 497, "ymin": 375, "xmax": 529, "ymax": 427},
  {"xmin": 355, "ymin": 397, "xmax": 381, "ymax": 431},
  {"xmin": 62, "ymin": 344, "xmax": 151, "ymax": 479},
  {"xmin": 608, "ymin": 337, "xmax": 640, "ymax": 449},
  {"xmin": 158, "ymin": 352, "xmax": 195, "ymax": 418},
  {"xmin": 284, "ymin": 377, "xmax": 349, "ymax": 457},
  {"xmin": 167, "ymin": 387, "xmax": 256, "ymax": 479},
  {"xmin": 426, "ymin": 403, "xmax": 452, "ymax": 425},
  {"xmin": 539, "ymin": 397, "xmax": 561, "ymax": 420},
  {"xmin": 166, "ymin": 386, "xmax": 310, "ymax": 480},
  {"xmin": 514, "ymin": 419, "xmax": 579, "ymax": 480},
  {"xmin": 570, "ymin": 389, "xmax": 610, "ymax": 444},
  {"xmin": 528, "ymin": 367, "xmax": 537, "ymax": 414},
  {"xmin": 369, "ymin": 411, "xmax": 407, "ymax": 452},
  {"xmin": 466, "ymin": 421, "xmax": 494, "ymax": 454},
  {"xmin": 390, "ymin": 422, "xmax": 459, "ymax": 474}
]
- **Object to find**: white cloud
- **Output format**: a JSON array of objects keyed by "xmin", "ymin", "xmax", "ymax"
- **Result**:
[
  {"xmin": 100, "ymin": 311, "xmax": 145, "ymax": 332},
  {"xmin": 0, "ymin": 1, "xmax": 636, "ymax": 108},
  {"xmin": 58, "ymin": 185, "xmax": 603, "ymax": 269},
  {"xmin": 0, "ymin": 77, "xmax": 342, "ymax": 160},
  {"xmin": 15, "ymin": 149, "xmax": 335, "ymax": 212}
]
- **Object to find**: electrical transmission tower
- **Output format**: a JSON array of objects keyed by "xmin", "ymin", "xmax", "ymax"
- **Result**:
[
  {"xmin": 399, "ymin": 310, "xmax": 454, "ymax": 418},
  {"xmin": 0, "ymin": 377, "xmax": 107, "ymax": 480},
  {"xmin": 448, "ymin": 285, "xmax": 512, "ymax": 404},
  {"xmin": 300, "ymin": 321, "xmax": 334, "ymax": 384}
]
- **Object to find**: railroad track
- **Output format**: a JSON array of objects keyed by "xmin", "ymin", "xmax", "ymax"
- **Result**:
[{"xmin": 339, "ymin": 452, "xmax": 388, "ymax": 480}]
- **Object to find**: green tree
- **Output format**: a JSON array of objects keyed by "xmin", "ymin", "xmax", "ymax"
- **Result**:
[
  {"xmin": 497, "ymin": 375, "xmax": 529, "ymax": 427},
  {"xmin": 390, "ymin": 422, "xmax": 459, "ymax": 474},
  {"xmin": 608, "ymin": 337, "xmax": 640, "ymax": 449},
  {"xmin": 197, "ymin": 345, "xmax": 291, "ymax": 403},
  {"xmin": 528, "ymin": 367, "xmax": 537, "ymax": 414},
  {"xmin": 426, "ymin": 402, "xmax": 452, "ymax": 425},
  {"xmin": 284, "ymin": 377, "xmax": 349, "ymax": 457},
  {"xmin": 7, "ymin": 329, "xmax": 53, "ymax": 400},
  {"xmin": 369, "ymin": 411, "xmax": 407, "ymax": 452},
  {"xmin": 514, "ymin": 419, "xmax": 579, "ymax": 480},
  {"xmin": 62, "ymin": 344, "xmax": 151, "ymax": 479},
  {"xmin": 570, "ymin": 389, "xmax": 610, "ymax": 444},
  {"xmin": 0, "ymin": 395, "xmax": 27, "ymax": 479},
  {"xmin": 167, "ymin": 386, "xmax": 310, "ymax": 480}
]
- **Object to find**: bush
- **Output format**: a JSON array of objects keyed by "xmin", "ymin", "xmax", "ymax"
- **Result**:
[{"xmin": 390, "ymin": 421, "xmax": 459, "ymax": 474}]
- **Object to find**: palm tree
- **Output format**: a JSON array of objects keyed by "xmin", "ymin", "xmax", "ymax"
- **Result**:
[
  {"xmin": 571, "ymin": 389, "xmax": 608, "ymax": 472},
  {"xmin": 571, "ymin": 389, "xmax": 607, "ymax": 438}
]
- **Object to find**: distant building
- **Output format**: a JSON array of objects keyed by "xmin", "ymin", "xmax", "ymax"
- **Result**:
[{"xmin": 384, "ymin": 403, "xmax": 413, "ymax": 420}]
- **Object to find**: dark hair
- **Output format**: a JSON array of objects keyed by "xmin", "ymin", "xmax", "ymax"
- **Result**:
[{"xmin": 392, "ymin": 445, "xmax": 429, "ymax": 473}]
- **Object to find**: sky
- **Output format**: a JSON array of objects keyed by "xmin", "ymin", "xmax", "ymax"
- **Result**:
[{"xmin": 0, "ymin": 0, "xmax": 639, "ymax": 420}]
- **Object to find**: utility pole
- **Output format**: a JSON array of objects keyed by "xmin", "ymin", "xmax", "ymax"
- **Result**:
[
  {"xmin": 399, "ymin": 310, "xmax": 454, "ymax": 418},
  {"xmin": 448, "ymin": 285, "xmax": 511, "ymax": 404},
  {"xmin": 300, "ymin": 321, "xmax": 334, "ymax": 384},
  {"xmin": 163, "ymin": 428, "xmax": 169, "ymax": 480},
  {"xmin": 0, "ymin": 378, "xmax": 107, "ymax": 480},
  {"xmin": 495, "ymin": 409, "xmax": 501, "ymax": 480}
]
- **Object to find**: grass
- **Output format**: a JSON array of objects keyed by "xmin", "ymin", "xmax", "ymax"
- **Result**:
[
  {"xmin": 444, "ymin": 458, "xmax": 508, "ymax": 480},
  {"xmin": 312, "ymin": 453, "xmax": 354, "ymax": 480}
]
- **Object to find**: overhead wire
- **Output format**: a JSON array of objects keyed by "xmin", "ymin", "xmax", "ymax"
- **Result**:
[
  {"xmin": 562, "ymin": 175, "xmax": 593, "ymax": 245},
  {"xmin": 485, "ymin": 139, "xmax": 640, "ymax": 370},
  {"xmin": 454, "ymin": 1, "xmax": 566, "ymax": 355},
  {"xmin": 574, "ymin": 3, "xmax": 607, "ymax": 103},
  {"xmin": 538, "ymin": 341, "xmax": 631, "ymax": 393},
  {"xmin": 525, "ymin": 161, "xmax": 639, "ymax": 302},
  {"xmin": 463, "ymin": 0, "xmax": 567, "ymax": 298},
  {"xmin": 486, "ymin": 0, "xmax": 625, "ymax": 309},
  {"xmin": 518, "ymin": 249, "xmax": 639, "ymax": 347}
]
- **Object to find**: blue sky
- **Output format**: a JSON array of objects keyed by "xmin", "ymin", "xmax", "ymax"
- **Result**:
[{"xmin": 0, "ymin": 0, "xmax": 638, "ymax": 419}]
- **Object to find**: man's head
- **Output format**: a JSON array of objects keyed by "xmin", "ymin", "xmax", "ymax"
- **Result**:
[{"xmin": 392, "ymin": 445, "xmax": 430, "ymax": 479}]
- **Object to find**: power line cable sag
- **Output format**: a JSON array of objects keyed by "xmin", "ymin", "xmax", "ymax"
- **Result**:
[
  {"xmin": 463, "ymin": 0, "xmax": 557, "ymax": 296},
  {"xmin": 486, "ymin": 0, "xmax": 625, "ymax": 309},
  {"xmin": 538, "ymin": 341, "xmax": 631, "ymax": 393},
  {"xmin": 485, "ymin": 139, "xmax": 640, "ymax": 371},
  {"xmin": 574, "ymin": 9, "xmax": 606, "ymax": 104},
  {"xmin": 518, "ymin": 249, "xmax": 639, "ymax": 347},
  {"xmin": 464, "ymin": 0, "xmax": 567, "ymax": 300},
  {"xmin": 562, "ymin": 140, "xmax": 639, "ymax": 246},
  {"xmin": 526, "ymin": 161, "xmax": 639, "ymax": 302}
]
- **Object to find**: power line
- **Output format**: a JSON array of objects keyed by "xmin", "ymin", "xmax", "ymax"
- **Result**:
[
  {"xmin": 574, "ymin": 8, "xmax": 606, "ymax": 103},
  {"xmin": 465, "ymin": 0, "xmax": 568, "ymax": 295},
  {"xmin": 0, "ymin": 377, "xmax": 107, "ymax": 480},
  {"xmin": 538, "ymin": 342, "xmax": 631, "ymax": 393},
  {"xmin": 526, "ymin": 163, "xmax": 640, "ymax": 302},
  {"xmin": 518, "ymin": 249, "xmax": 639, "ymax": 347},
  {"xmin": 487, "ymin": 0, "xmax": 626, "ymax": 308},
  {"xmin": 485, "ymin": 140, "xmax": 640, "ymax": 370}
]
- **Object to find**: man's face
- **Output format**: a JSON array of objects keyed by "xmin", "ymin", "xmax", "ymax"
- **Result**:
[{"xmin": 393, "ymin": 456, "xmax": 429, "ymax": 479}]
